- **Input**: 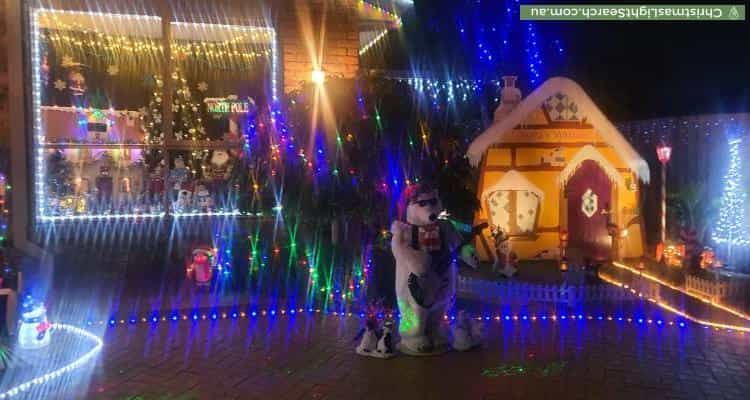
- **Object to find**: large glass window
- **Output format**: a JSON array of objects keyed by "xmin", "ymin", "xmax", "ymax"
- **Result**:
[{"xmin": 29, "ymin": 2, "xmax": 277, "ymax": 220}]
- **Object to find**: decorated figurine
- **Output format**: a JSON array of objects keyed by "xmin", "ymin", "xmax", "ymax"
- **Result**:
[
  {"xmin": 700, "ymin": 247, "xmax": 717, "ymax": 269},
  {"xmin": 375, "ymin": 320, "xmax": 396, "ymax": 358},
  {"xmin": 186, "ymin": 246, "xmax": 215, "ymax": 286},
  {"xmin": 207, "ymin": 150, "xmax": 234, "ymax": 207},
  {"xmin": 169, "ymin": 156, "xmax": 190, "ymax": 196},
  {"xmin": 95, "ymin": 165, "xmax": 114, "ymax": 212},
  {"xmin": 148, "ymin": 164, "xmax": 165, "ymax": 207},
  {"xmin": 61, "ymin": 56, "xmax": 87, "ymax": 107},
  {"xmin": 18, "ymin": 295, "xmax": 52, "ymax": 350},
  {"xmin": 355, "ymin": 314, "xmax": 381, "ymax": 357},
  {"xmin": 491, "ymin": 227, "xmax": 518, "ymax": 278},
  {"xmin": 87, "ymin": 110, "xmax": 110, "ymax": 143},
  {"xmin": 452, "ymin": 310, "xmax": 482, "ymax": 351},
  {"xmin": 174, "ymin": 189, "xmax": 192, "ymax": 213},
  {"xmin": 194, "ymin": 183, "xmax": 213, "ymax": 212},
  {"xmin": 391, "ymin": 183, "xmax": 464, "ymax": 355},
  {"xmin": 207, "ymin": 150, "xmax": 234, "ymax": 182}
]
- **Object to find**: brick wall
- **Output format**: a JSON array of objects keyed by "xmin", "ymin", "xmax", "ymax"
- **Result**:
[{"xmin": 278, "ymin": 0, "xmax": 360, "ymax": 94}]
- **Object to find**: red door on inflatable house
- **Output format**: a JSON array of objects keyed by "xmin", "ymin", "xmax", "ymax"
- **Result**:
[{"xmin": 565, "ymin": 159, "xmax": 612, "ymax": 261}]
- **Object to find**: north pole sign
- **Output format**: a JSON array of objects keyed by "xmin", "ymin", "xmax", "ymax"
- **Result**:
[{"xmin": 204, "ymin": 97, "xmax": 254, "ymax": 114}]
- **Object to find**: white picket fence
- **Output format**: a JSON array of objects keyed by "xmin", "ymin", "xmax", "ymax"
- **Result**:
[
  {"xmin": 457, "ymin": 275, "xmax": 657, "ymax": 306},
  {"xmin": 685, "ymin": 275, "xmax": 745, "ymax": 302}
]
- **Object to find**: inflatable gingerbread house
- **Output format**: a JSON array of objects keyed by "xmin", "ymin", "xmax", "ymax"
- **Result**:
[{"xmin": 467, "ymin": 76, "xmax": 650, "ymax": 262}]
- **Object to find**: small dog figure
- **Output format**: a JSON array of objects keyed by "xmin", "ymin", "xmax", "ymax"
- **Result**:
[
  {"xmin": 356, "ymin": 315, "xmax": 382, "ymax": 358},
  {"xmin": 375, "ymin": 320, "xmax": 396, "ymax": 359}
]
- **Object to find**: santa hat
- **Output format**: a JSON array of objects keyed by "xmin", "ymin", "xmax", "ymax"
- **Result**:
[{"xmin": 396, "ymin": 183, "xmax": 436, "ymax": 222}]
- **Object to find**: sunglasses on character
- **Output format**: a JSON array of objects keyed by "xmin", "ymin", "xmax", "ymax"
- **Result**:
[{"xmin": 411, "ymin": 198, "xmax": 438, "ymax": 207}]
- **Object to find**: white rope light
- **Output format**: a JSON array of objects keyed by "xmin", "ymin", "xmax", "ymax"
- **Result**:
[{"xmin": 0, "ymin": 324, "xmax": 103, "ymax": 399}]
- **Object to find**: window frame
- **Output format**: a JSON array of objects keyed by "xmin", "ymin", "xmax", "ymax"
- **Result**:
[{"xmin": 27, "ymin": 2, "xmax": 279, "ymax": 222}]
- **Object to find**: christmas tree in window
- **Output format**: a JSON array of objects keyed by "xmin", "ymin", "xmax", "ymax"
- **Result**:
[{"xmin": 141, "ymin": 67, "xmax": 206, "ymax": 145}]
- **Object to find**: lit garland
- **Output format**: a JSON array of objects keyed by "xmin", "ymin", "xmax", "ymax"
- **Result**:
[
  {"xmin": 712, "ymin": 136, "xmax": 750, "ymax": 246},
  {"xmin": 0, "ymin": 324, "xmax": 103, "ymax": 399}
]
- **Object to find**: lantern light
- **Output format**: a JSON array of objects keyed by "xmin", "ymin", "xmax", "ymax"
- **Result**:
[
  {"xmin": 559, "ymin": 257, "xmax": 569, "ymax": 272},
  {"xmin": 311, "ymin": 69, "xmax": 326, "ymax": 86},
  {"xmin": 656, "ymin": 143, "xmax": 672, "ymax": 164}
]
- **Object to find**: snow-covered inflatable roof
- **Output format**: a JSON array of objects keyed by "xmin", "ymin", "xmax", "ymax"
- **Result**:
[
  {"xmin": 481, "ymin": 170, "xmax": 544, "ymax": 202},
  {"xmin": 466, "ymin": 77, "xmax": 650, "ymax": 183}
]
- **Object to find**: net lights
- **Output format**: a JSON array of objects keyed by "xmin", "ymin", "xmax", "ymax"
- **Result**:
[{"xmin": 0, "ymin": 324, "xmax": 103, "ymax": 399}]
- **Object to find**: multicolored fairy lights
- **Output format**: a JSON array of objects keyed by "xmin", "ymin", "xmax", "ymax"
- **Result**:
[{"xmin": 0, "ymin": 324, "xmax": 103, "ymax": 399}]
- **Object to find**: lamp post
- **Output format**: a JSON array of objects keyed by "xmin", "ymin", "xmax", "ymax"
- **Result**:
[{"xmin": 656, "ymin": 143, "xmax": 672, "ymax": 246}]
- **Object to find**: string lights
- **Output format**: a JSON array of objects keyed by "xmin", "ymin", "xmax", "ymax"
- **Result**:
[
  {"xmin": 600, "ymin": 270, "xmax": 750, "ymax": 333},
  {"xmin": 356, "ymin": 0, "xmax": 403, "ymax": 27},
  {"xmin": 0, "ymin": 324, "xmax": 103, "ymax": 399},
  {"xmin": 42, "ymin": 31, "xmax": 273, "ymax": 63},
  {"xmin": 610, "ymin": 261, "xmax": 750, "ymax": 323},
  {"xmin": 712, "ymin": 136, "xmax": 750, "ymax": 247},
  {"xmin": 81, "ymin": 304, "xmax": 750, "ymax": 339},
  {"xmin": 359, "ymin": 29, "xmax": 390, "ymax": 56},
  {"xmin": 391, "ymin": 77, "xmax": 500, "ymax": 104}
]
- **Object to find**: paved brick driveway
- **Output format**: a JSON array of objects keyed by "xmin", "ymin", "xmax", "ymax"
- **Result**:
[{"xmin": 11, "ymin": 309, "xmax": 750, "ymax": 400}]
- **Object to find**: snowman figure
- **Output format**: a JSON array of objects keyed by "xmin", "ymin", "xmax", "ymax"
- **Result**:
[
  {"xmin": 18, "ymin": 295, "xmax": 52, "ymax": 350},
  {"xmin": 491, "ymin": 227, "xmax": 518, "ymax": 278}
]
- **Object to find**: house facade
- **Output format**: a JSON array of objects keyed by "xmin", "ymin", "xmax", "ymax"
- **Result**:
[
  {"xmin": 2, "ymin": 0, "xmax": 403, "ymax": 252},
  {"xmin": 468, "ymin": 76, "xmax": 649, "ymax": 262}
]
